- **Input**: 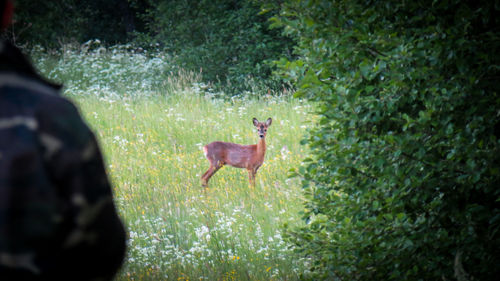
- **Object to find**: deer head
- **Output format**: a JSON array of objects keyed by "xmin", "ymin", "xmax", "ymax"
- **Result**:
[{"xmin": 253, "ymin": 117, "xmax": 272, "ymax": 139}]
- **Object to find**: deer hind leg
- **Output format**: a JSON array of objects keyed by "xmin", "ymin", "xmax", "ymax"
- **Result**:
[
  {"xmin": 202, "ymin": 161, "xmax": 223, "ymax": 187},
  {"xmin": 201, "ymin": 167, "xmax": 212, "ymax": 186}
]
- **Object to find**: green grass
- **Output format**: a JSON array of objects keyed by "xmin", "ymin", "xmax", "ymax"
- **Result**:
[{"xmin": 34, "ymin": 43, "xmax": 312, "ymax": 280}]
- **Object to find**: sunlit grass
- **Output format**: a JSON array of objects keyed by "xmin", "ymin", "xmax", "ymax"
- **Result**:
[
  {"xmin": 34, "ymin": 43, "xmax": 311, "ymax": 280},
  {"xmin": 74, "ymin": 93, "xmax": 310, "ymax": 280}
]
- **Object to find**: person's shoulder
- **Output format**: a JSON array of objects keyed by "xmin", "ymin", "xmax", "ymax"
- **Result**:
[
  {"xmin": 0, "ymin": 71, "xmax": 63, "ymax": 102},
  {"xmin": 1, "ymin": 71, "xmax": 79, "ymax": 112},
  {"xmin": 0, "ymin": 71, "xmax": 90, "ymax": 138},
  {"xmin": 0, "ymin": 40, "xmax": 62, "ymax": 99}
]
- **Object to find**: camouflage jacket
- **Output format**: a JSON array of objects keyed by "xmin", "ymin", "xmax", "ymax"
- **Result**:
[{"xmin": 0, "ymin": 41, "xmax": 126, "ymax": 280}]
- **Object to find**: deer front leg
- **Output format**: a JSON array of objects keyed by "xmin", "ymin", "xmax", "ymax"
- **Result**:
[
  {"xmin": 247, "ymin": 167, "xmax": 258, "ymax": 186},
  {"xmin": 247, "ymin": 169, "xmax": 254, "ymax": 186}
]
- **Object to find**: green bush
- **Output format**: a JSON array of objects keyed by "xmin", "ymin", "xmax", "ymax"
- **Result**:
[
  {"xmin": 7, "ymin": 0, "xmax": 293, "ymax": 95},
  {"xmin": 274, "ymin": 0, "xmax": 500, "ymax": 280},
  {"xmin": 140, "ymin": 0, "xmax": 293, "ymax": 95}
]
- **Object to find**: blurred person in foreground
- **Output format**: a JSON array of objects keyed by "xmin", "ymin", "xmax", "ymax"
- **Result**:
[{"xmin": 0, "ymin": 0, "xmax": 126, "ymax": 280}]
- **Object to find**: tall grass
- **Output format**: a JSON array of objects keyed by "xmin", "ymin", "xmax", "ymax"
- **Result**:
[{"xmin": 32, "ymin": 42, "xmax": 312, "ymax": 280}]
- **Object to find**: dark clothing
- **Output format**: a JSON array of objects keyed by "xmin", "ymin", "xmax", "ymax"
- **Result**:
[{"xmin": 0, "ymin": 41, "xmax": 126, "ymax": 280}]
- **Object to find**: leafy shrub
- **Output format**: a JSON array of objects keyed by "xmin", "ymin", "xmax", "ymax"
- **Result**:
[
  {"xmin": 8, "ymin": 0, "xmax": 293, "ymax": 96},
  {"xmin": 274, "ymin": 0, "xmax": 500, "ymax": 280},
  {"xmin": 140, "ymin": 0, "xmax": 294, "ymax": 95}
]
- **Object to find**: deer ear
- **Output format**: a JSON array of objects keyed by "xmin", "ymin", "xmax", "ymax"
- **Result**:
[
  {"xmin": 252, "ymin": 118, "xmax": 259, "ymax": 126},
  {"xmin": 266, "ymin": 118, "xmax": 272, "ymax": 126}
]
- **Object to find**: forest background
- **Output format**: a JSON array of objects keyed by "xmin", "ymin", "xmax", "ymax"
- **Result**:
[{"xmin": 3, "ymin": 0, "xmax": 499, "ymax": 280}]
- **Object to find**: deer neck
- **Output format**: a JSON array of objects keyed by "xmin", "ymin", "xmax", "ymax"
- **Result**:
[{"xmin": 256, "ymin": 137, "xmax": 266, "ymax": 157}]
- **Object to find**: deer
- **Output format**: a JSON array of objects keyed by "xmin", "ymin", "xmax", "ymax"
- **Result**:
[{"xmin": 201, "ymin": 117, "xmax": 272, "ymax": 187}]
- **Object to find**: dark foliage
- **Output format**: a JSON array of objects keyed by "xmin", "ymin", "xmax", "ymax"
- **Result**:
[
  {"xmin": 274, "ymin": 0, "xmax": 500, "ymax": 280},
  {"xmin": 6, "ymin": 0, "xmax": 146, "ymax": 46},
  {"xmin": 140, "ymin": 0, "xmax": 294, "ymax": 94},
  {"xmin": 6, "ymin": 0, "xmax": 293, "ymax": 95}
]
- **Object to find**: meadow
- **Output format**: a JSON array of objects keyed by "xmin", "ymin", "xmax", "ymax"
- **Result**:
[{"xmin": 32, "ymin": 41, "xmax": 312, "ymax": 280}]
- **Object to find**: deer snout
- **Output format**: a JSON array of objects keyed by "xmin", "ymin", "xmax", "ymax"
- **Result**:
[{"xmin": 259, "ymin": 134, "xmax": 265, "ymax": 138}]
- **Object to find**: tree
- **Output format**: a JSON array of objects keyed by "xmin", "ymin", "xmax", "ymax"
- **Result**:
[{"xmin": 274, "ymin": 0, "xmax": 500, "ymax": 280}]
